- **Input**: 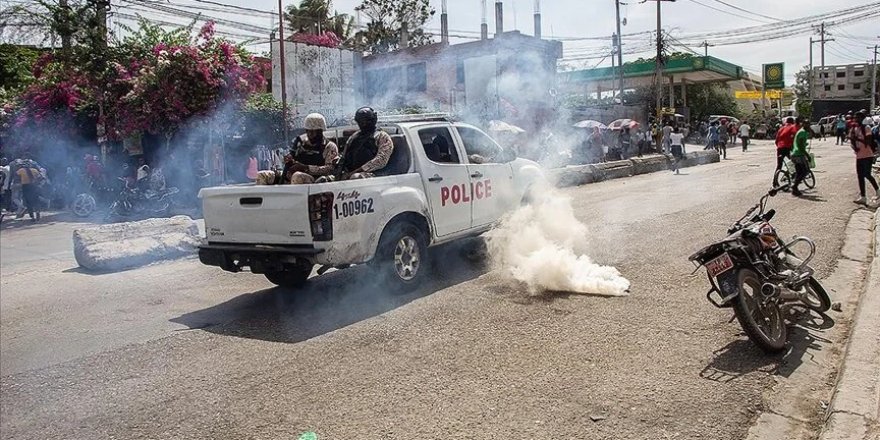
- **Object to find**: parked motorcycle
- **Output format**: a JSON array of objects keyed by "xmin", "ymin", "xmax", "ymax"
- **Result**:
[{"xmin": 689, "ymin": 185, "xmax": 831, "ymax": 352}]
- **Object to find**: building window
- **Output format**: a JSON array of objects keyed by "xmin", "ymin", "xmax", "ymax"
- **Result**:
[
  {"xmin": 854, "ymin": 70, "xmax": 864, "ymax": 77},
  {"xmin": 407, "ymin": 62, "xmax": 427, "ymax": 92},
  {"xmin": 853, "ymin": 83, "xmax": 861, "ymax": 89},
  {"xmin": 822, "ymin": 72, "xmax": 829, "ymax": 78},
  {"xmin": 365, "ymin": 66, "xmax": 404, "ymax": 100},
  {"xmin": 824, "ymin": 85, "xmax": 831, "ymax": 91},
  {"xmin": 456, "ymin": 61, "xmax": 465, "ymax": 85},
  {"xmin": 836, "ymin": 71, "xmax": 846, "ymax": 78},
  {"xmin": 838, "ymin": 84, "xmax": 845, "ymax": 90}
]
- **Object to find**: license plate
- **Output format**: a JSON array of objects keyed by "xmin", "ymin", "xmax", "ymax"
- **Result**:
[{"xmin": 706, "ymin": 253, "xmax": 734, "ymax": 278}]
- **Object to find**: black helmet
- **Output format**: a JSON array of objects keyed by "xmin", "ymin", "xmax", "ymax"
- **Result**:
[{"xmin": 354, "ymin": 107, "xmax": 377, "ymax": 126}]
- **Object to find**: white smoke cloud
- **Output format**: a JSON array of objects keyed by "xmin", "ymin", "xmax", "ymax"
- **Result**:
[{"xmin": 485, "ymin": 181, "xmax": 630, "ymax": 296}]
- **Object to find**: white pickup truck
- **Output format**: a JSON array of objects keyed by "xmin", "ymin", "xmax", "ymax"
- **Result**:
[{"xmin": 198, "ymin": 116, "xmax": 543, "ymax": 291}]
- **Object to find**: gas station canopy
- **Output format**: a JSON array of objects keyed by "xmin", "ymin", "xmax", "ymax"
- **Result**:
[{"xmin": 560, "ymin": 56, "xmax": 745, "ymax": 91}]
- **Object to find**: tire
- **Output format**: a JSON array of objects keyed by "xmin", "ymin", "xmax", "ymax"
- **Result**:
[
  {"xmin": 72, "ymin": 193, "xmax": 96, "ymax": 217},
  {"xmin": 804, "ymin": 171, "xmax": 816, "ymax": 189},
  {"xmin": 732, "ymin": 268, "xmax": 788, "ymax": 353},
  {"xmin": 774, "ymin": 169, "xmax": 791, "ymax": 190},
  {"xmin": 372, "ymin": 220, "xmax": 429, "ymax": 293},
  {"xmin": 264, "ymin": 263, "xmax": 313, "ymax": 289},
  {"xmin": 799, "ymin": 277, "xmax": 831, "ymax": 313}
]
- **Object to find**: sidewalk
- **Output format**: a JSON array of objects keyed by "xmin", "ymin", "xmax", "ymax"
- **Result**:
[{"xmin": 819, "ymin": 210, "xmax": 880, "ymax": 440}]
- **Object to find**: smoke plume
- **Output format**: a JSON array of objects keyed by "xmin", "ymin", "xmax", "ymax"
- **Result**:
[{"xmin": 485, "ymin": 182, "xmax": 630, "ymax": 296}]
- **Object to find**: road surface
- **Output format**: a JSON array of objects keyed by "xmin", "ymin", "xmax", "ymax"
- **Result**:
[{"xmin": 0, "ymin": 138, "xmax": 869, "ymax": 439}]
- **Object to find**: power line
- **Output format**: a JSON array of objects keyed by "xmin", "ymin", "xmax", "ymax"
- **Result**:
[
  {"xmin": 707, "ymin": 0, "xmax": 781, "ymax": 22},
  {"xmin": 684, "ymin": 0, "xmax": 774, "ymax": 24}
]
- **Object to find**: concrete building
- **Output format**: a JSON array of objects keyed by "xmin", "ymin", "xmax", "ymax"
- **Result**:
[{"xmin": 811, "ymin": 63, "xmax": 873, "ymax": 100}]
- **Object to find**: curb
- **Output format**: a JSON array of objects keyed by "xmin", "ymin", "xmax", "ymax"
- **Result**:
[
  {"xmin": 819, "ymin": 209, "xmax": 880, "ymax": 440},
  {"xmin": 548, "ymin": 151, "xmax": 720, "ymax": 188}
]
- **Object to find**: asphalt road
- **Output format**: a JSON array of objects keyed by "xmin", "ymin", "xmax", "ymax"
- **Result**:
[{"xmin": 0, "ymin": 138, "xmax": 868, "ymax": 439}]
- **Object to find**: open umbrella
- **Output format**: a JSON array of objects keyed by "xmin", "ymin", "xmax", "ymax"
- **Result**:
[
  {"xmin": 572, "ymin": 120, "xmax": 607, "ymax": 129},
  {"xmin": 608, "ymin": 118, "xmax": 640, "ymax": 130},
  {"xmin": 488, "ymin": 120, "xmax": 526, "ymax": 134}
]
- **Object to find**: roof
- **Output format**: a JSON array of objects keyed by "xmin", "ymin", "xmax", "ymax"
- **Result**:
[{"xmin": 560, "ymin": 56, "xmax": 744, "ymax": 91}]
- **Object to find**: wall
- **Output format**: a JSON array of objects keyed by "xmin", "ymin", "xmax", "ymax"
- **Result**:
[{"xmin": 271, "ymin": 41, "xmax": 360, "ymax": 125}]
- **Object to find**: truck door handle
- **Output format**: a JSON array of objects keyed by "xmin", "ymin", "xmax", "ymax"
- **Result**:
[
  {"xmin": 428, "ymin": 174, "xmax": 443, "ymax": 182},
  {"xmin": 470, "ymin": 171, "xmax": 483, "ymax": 178}
]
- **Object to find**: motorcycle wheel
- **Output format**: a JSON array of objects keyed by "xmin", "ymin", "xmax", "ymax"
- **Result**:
[
  {"xmin": 732, "ymin": 268, "xmax": 788, "ymax": 353},
  {"xmin": 72, "ymin": 193, "xmax": 96, "ymax": 217},
  {"xmin": 799, "ymin": 277, "xmax": 831, "ymax": 313},
  {"xmin": 804, "ymin": 171, "xmax": 816, "ymax": 189}
]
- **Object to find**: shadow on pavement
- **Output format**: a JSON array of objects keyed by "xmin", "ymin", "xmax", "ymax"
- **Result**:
[
  {"xmin": 170, "ymin": 238, "xmax": 488, "ymax": 344},
  {"xmin": 700, "ymin": 308, "xmax": 835, "ymax": 382}
]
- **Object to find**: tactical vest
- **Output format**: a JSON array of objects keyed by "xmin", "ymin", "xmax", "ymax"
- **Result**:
[
  {"xmin": 343, "ymin": 130, "xmax": 381, "ymax": 172},
  {"xmin": 293, "ymin": 134, "xmax": 328, "ymax": 167}
]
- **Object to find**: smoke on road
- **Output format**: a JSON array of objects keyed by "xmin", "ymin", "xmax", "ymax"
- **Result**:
[{"xmin": 486, "ymin": 181, "xmax": 630, "ymax": 297}]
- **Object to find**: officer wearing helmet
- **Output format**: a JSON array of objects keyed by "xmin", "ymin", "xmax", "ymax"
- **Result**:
[
  {"xmin": 288, "ymin": 112, "xmax": 339, "ymax": 184},
  {"xmin": 337, "ymin": 107, "xmax": 394, "ymax": 180}
]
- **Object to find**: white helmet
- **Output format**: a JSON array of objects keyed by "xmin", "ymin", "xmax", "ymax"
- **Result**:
[{"xmin": 304, "ymin": 113, "xmax": 327, "ymax": 131}]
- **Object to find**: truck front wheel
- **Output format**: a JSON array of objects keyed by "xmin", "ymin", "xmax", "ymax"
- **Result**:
[
  {"xmin": 264, "ymin": 263, "xmax": 313, "ymax": 289},
  {"xmin": 373, "ymin": 221, "xmax": 429, "ymax": 293}
]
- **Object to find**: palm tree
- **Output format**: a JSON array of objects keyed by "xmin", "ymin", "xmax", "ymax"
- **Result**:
[{"xmin": 285, "ymin": 0, "xmax": 330, "ymax": 35}]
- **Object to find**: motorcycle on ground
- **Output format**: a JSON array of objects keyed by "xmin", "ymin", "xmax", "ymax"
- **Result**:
[
  {"xmin": 105, "ymin": 169, "xmax": 179, "ymax": 221},
  {"xmin": 689, "ymin": 185, "xmax": 831, "ymax": 353}
]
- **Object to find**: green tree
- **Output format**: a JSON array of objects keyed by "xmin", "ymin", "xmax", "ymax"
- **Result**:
[
  {"xmin": 793, "ymin": 65, "xmax": 812, "ymax": 121},
  {"xmin": 353, "ymin": 0, "xmax": 435, "ymax": 53},
  {"xmin": 285, "ymin": 0, "xmax": 354, "ymax": 41},
  {"xmin": 0, "ymin": 0, "xmax": 97, "ymax": 57}
]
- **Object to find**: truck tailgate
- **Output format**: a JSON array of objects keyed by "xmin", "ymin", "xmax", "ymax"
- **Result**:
[{"xmin": 200, "ymin": 185, "xmax": 313, "ymax": 245}]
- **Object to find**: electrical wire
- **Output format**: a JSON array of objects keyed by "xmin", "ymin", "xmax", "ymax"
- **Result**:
[
  {"xmin": 707, "ymin": 0, "xmax": 781, "ymax": 21},
  {"xmin": 684, "ymin": 0, "xmax": 774, "ymax": 24}
]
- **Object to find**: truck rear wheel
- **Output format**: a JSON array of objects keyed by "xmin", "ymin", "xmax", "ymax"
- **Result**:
[
  {"xmin": 264, "ymin": 263, "xmax": 313, "ymax": 289},
  {"xmin": 373, "ymin": 221, "xmax": 429, "ymax": 293}
]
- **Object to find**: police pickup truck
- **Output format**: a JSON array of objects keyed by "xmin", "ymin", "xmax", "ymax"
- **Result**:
[{"xmin": 198, "ymin": 114, "xmax": 543, "ymax": 291}]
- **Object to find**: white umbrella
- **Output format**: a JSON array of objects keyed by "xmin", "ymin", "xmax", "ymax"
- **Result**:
[
  {"xmin": 572, "ymin": 120, "xmax": 607, "ymax": 129},
  {"xmin": 608, "ymin": 118, "xmax": 640, "ymax": 130},
  {"xmin": 488, "ymin": 120, "xmax": 526, "ymax": 134}
]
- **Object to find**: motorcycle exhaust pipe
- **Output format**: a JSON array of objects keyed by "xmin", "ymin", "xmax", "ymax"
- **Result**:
[{"xmin": 761, "ymin": 283, "xmax": 779, "ymax": 297}]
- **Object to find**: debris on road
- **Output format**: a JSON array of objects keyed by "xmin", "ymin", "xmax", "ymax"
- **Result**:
[
  {"xmin": 831, "ymin": 302, "xmax": 842, "ymax": 312},
  {"xmin": 73, "ymin": 215, "xmax": 201, "ymax": 272}
]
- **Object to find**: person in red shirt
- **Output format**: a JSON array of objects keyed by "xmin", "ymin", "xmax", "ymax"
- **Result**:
[{"xmin": 773, "ymin": 117, "xmax": 798, "ymax": 187}]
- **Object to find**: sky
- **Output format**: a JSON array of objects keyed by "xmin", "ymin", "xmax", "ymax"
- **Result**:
[{"xmin": 104, "ymin": 0, "xmax": 880, "ymax": 84}]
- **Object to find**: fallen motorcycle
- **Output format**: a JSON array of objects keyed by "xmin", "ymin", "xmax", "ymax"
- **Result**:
[
  {"xmin": 106, "ymin": 177, "xmax": 179, "ymax": 221},
  {"xmin": 689, "ymin": 185, "xmax": 831, "ymax": 353}
]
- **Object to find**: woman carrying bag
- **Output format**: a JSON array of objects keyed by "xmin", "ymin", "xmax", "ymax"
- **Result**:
[{"xmin": 849, "ymin": 111, "xmax": 879, "ymax": 206}]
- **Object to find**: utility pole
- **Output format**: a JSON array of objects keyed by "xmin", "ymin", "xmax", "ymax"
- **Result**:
[
  {"xmin": 649, "ymin": 0, "xmax": 675, "ymax": 120},
  {"xmin": 277, "ymin": 0, "xmax": 289, "ymax": 145},
  {"xmin": 91, "ymin": 0, "xmax": 110, "ymax": 160},
  {"xmin": 699, "ymin": 40, "xmax": 713, "ymax": 57},
  {"xmin": 614, "ymin": 0, "xmax": 624, "ymax": 104},
  {"xmin": 819, "ymin": 22, "xmax": 827, "ymax": 67},
  {"xmin": 870, "ymin": 44, "xmax": 879, "ymax": 112},
  {"xmin": 809, "ymin": 38, "xmax": 814, "ymax": 100}
]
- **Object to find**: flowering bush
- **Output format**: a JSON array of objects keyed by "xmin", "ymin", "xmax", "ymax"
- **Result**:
[
  {"xmin": 291, "ymin": 31, "xmax": 342, "ymax": 48},
  {"xmin": 7, "ymin": 20, "xmax": 266, "ymax": 144}
]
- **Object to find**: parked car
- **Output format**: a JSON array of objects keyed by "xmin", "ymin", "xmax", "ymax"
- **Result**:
[
  {"xmin": 810, "ymin": 116, "xmax": 836, "ymax": 138},
  {"xmin": 198, "ymin": 115, "xmax": 544, "ymax": 291}
]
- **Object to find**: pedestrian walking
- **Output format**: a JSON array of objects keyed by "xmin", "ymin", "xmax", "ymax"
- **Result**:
[
  {"xmin": 15, "ymin": 160, "xmax": 42, "ymax": 222},
  {"xmin": 662, "ymin": 122, "xmax": 673, "ymax": 153},
  {"xmin": 669, "ymin": 126, "xmax": 686, "ymax": 174},
  {"xmin": 773, "ymin": 117, "xmax": 797, "ymax": 187},
  {"xmin": 706, "ymin": 121, "xmax": 720, "ymax": 151},
  {"xmin": 790, "ymin": 118, "xmax": 811, "ymax": 197},
  {"xmin": 848, "ymin": 111, "xmax": 879, "ymax": 205},
  {"xmin": 835, "ymin": 114, "xmax": 846, "ymax": 145},
  {"xmin": 718, "ymin": 122, "xmax": 729, "ymax": 159},
  {"xmin": 739, "ymin": 122, "xmax": 751, "ymax": 152}
]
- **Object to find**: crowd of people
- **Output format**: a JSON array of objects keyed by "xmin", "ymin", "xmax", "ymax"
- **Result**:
[{"xmin": 0, "ymin": 154, "xmax": 47, "ymax": 222}]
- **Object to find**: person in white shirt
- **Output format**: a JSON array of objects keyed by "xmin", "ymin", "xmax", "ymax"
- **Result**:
[
  {"xmin": 669, "ymin": 126, "xmax": 686, "ymax": 174},
  {"xmin": 739, "ymin": 123, "xmax": 751, "ymax": 152}
]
